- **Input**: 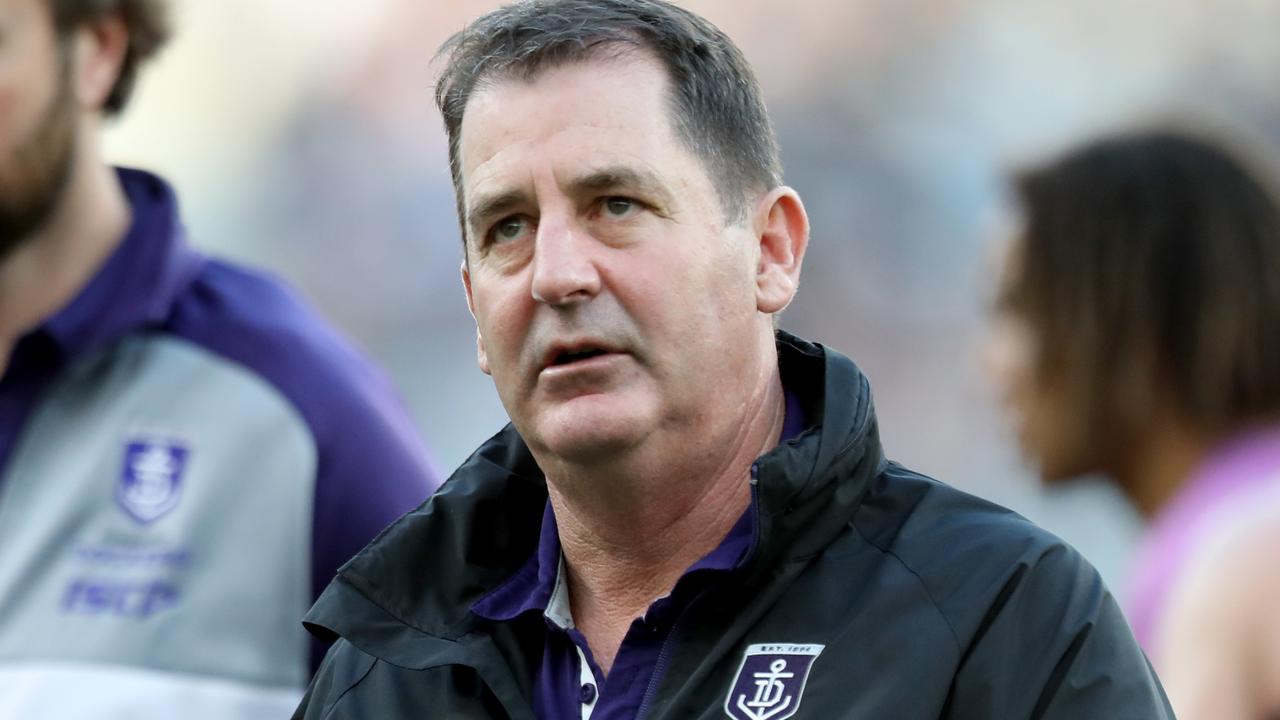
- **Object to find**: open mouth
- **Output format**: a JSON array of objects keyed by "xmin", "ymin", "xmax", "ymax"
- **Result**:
[{"xmin": 550, "ymin": 347, "xmax": 609, "ymax": 366}]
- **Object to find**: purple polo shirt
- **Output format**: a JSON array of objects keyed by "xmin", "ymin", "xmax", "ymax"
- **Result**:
[
  {"xmin": 1126, "ymin": 424, "xmax": 1280, "ymax": 655},
  {"xmin": 0, "ymin": 168, "xmax": 441, "ymax": 670},
  {"xmin": 473, "ymin": 392, "xmax": 806, "ymax": 720}
]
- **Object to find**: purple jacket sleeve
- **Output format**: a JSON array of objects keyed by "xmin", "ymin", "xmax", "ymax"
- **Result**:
[{"xmin": 166, "ymin": 260, "xmax": 443, "ymax": 672}]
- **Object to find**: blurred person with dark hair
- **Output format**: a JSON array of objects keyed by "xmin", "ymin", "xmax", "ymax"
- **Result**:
[
  {"xmin": 0, "ymin": 0, "xmax": 441, "ymax": 716},
  {"xmin": 990, "ymin": 128, "xmax": 1280, "ymax": 720},
  {"xmin": 295, "ymin": 2, "xmax": 1171, "ymax": 718}
]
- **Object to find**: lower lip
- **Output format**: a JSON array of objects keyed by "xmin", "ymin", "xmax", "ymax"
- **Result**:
[{"xmin": 539, "ymin": 352, "xmax": 627, "ymax": 379}]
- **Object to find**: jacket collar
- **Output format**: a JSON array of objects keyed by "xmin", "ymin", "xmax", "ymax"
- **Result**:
[{"xmin": 304, "ymin": 332, "xmax": 886, "ymax": 666}]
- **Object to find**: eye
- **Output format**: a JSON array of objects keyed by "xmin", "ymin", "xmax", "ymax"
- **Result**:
[
  {"xmin": 489, "ymin": 216, "xmax": 533, "ymax": 244},
  {"xmin": 602, "ymin": 197, "xmax": 637, "ymax": 218}
]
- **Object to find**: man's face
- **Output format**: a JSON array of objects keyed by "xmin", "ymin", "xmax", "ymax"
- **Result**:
[
  {"xmin": 459, "ymin": 53, "xmax": 772, "ymax": 464},
  {"xmin": 0, "ymin": 0, "xmax": 77, "ymax": 252}
]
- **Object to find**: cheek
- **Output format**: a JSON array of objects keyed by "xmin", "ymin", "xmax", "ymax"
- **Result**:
[
  {"xmin": 674, "ymin": 238, "xmax": 758, "ymax": 313},
  {"xmin": 670, "ymin": 253, "xmax": 765, "ymax": 388},
  {"xmin": 1019, "ymin": 388, "xmax": 1058, "ymax": 448},
  {"xmin": 0, "ymin": 82, "xmax": 26, "ymax": 156},
  {"xmin": 0, "ymin": 38, "xmax": 60, "ymax": 152},
  {"xmin": 985, "ymin": 318, "xmax": 1055, "ymax": 450},
  {"xmin": 656, "ymin": 266, "xmax": 752, "ymax": 350},
  {"xmin": 477, "ymin": 308, "xmax": 518, "ymax": 359},
  {"xmin": 1024, "ymin": 392, "xmax": 1085, "ymax": 481},
  {"xmin": 470, "ymin": 285, "xmax": 527, "ymax": 359},
  {"xmin": 985, "ymin": 317, "xmax": 1035, "ymax": 397}
]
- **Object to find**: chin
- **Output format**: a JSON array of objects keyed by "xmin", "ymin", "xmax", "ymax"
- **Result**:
[
  {"xmin": 530, "ymin": 404, "xmax": 653, "ymax": 465},
  {"xmin": 544, "ymin": 434, "xmax": 638, "ymax": 465},
  {"xmin": 1029, "ymin": 445, "xmax": 1101, "ymax": 487},
  {"xmin": 1036, "ymin": 464, "xmax": 1077, "ymax": 487},
  {"xmin": 1018, "ymin": 423, "xmax": 1081, "ymax": 485}
]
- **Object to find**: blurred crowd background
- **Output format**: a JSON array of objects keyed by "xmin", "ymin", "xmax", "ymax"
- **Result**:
[{"xmin": 102, "ymin": 0, "xmax": 1280, "ymax": 594}]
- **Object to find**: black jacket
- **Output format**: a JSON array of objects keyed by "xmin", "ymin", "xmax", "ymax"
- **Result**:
[{"xmin": 295, "ymin": 334, "xmax": 1173, "ymax": 719}]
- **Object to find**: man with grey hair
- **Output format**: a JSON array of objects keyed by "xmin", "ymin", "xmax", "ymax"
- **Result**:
[
  {"xmin": 296, "ymin": 1, "xmax": 1172, "ymax": 718},
  {"xmin": 0, "ymin": 1, "xmax": 440, "ymax": 716}
]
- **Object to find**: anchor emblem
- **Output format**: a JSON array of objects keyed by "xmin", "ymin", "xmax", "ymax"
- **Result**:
[{"xmin": 724, "ymin": 644, "xmax": 823, "ymax": 720}]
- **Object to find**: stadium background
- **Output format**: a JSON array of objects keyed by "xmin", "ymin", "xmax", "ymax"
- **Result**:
[{"xmin": 103, "ymin": 0, "xmax": 1280, "ymax": 595}]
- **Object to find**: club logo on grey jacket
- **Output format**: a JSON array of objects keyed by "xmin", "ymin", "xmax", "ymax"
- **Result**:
[{"xmin": 117, "ymin": 437, "xmax": 188, "ymax": 524}]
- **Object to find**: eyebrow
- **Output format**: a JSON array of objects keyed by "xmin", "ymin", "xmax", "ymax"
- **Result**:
[
  {"xmin": 567, "ymin": 166, "xmax": 671, "ymax": 206},
  {"xmin": 465, "ymin": 189, "xmax": 532, "ymax": 239}
]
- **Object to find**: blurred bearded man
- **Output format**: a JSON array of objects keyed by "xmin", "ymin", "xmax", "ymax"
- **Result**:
[
  {"xmin": 0, "ymin": 1, "xmax": 441, "ymax": 717},
  {"xmin": 295, "ymin": 1, "xmax": 1173, "ymax": 718}
]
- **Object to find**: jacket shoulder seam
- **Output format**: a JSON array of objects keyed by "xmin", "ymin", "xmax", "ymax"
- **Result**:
[
  {"xmin": 320, "ymin": 646, "xmax": 379, "ymax": 720},
  {"xmin": 849, "ymin": 519, "xmax": 963, "ymax": 653}
]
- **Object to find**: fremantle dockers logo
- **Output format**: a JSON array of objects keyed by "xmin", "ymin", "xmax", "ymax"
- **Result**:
[
  {"xmin": 117, "ymin": 438, "xmax": 188, "ymax": 524},
  {"xmin": 724, "ymin": 643, "xmax": 824, "ymax": 720}
]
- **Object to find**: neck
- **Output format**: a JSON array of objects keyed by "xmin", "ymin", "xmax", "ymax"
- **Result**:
[
  {"xmin": 1115, "ymin": 415, "xmax": 1215, "ymax": 519},
  {"xmin": 550, "ymin": 353, "xmax": 787, "ymax": 674},
  {"xmin": 0, "ymin": 132, "xmax": 129, "ymax": 374}
]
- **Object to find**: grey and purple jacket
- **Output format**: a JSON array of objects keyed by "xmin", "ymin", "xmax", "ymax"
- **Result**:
[
  {"xmin": 0, "ymin": 169, "xmax": 441, "ymax": 718},
  {"xmin": 295, "ymin": 333, "xmax": 1173, "ymax": 719}
]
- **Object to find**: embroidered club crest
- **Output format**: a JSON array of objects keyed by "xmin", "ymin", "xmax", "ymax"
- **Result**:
[
  {"xmin": 724, "ymin": 643, "xmax": 824, "ymax": 720},
  {"xmin": 117, "ymin": 438, "xmax": 188, "ymax": 524}
]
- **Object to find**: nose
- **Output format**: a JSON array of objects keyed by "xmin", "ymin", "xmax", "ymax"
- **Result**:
[{"xmin": 530, "ymin": 216, "xmax": 601, "ymax": 307}]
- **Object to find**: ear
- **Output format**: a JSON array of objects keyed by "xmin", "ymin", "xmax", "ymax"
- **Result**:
[
  {"xmin": 70, "ymin": 13, "xmax": 129, "ymax": 111},
  {"xmin": 752, "ymin": 187, "xmax": 809, "ymax": 314},
  {"xmin": 461, "ymin": 261, "xmax": 492, "ymax": 375}
]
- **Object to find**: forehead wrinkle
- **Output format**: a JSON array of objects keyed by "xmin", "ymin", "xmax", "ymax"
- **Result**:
[{"xmin": 565, "ymin": 165, "xmax": 668, "ymax": 198}]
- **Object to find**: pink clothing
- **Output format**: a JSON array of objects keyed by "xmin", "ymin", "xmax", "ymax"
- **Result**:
[{"xmin": 1126, "ymin": 425, "xmax": 1280, "ymax": 654}]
